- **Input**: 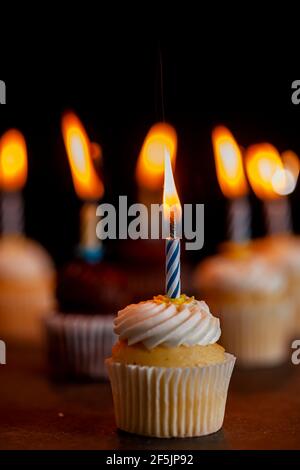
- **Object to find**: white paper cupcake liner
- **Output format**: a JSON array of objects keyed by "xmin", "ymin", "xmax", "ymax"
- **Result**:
[
  {"xmin": 211, "ymin": 298, "xmax": 294, "ymax": 367},
  {"xmin": 45, "ymin": 314, "xmax": 116, "ymax": 380},
  {"xmin": 106, "ymin": 353, "xmax": 235, "ymax": 438}
]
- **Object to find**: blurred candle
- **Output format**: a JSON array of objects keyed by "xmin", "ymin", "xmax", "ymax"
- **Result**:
[
  {"xmin": 245, "ymin": 143, "xmax": 296, "ymax": 235},
  {"xmin": 212, "ymin": 126, "xmax": 250, "ymax": 243},
  {"xmin": 163, "ymin": 150, "xmax": 182, "ymax": 298},
  {"xmin": 61, "ymin": 112, "xmax": 104, "ymax": 262},
  {"xmin": 0, "ymin": 129, "xmax": 28, "ymax": 234}
]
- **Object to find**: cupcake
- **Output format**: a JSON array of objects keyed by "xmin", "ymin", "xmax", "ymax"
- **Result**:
[
  {"xmin": 253, "ymin": 234, "xmax": 300, "ymax": 336},
  {"xmin": 0, "ymin": 235, "xmax": 56, "ymax": 345},
  {"xmin": 194, "ymin": 248, "xmax": 293, "ymax": 367},
  {"xmin": 46, "ymin": 259, "xmax": 130, "ymax": 380},
  {"xmin": 106, "ymin": 294, "xmax": 235, "ymax": 438},
  {"xmin": 56, "ymin": 259, "xmax": 129, "ymax": 313}
]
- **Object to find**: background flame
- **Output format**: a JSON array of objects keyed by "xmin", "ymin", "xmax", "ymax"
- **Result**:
[
  {"xmin": 136, "ymin": 122, "xmax": 177, "ymax": 191},
  {"xmin": 282, "ymin": 150, "xmax": 300, "ymax": 182},
  {"xmin": 270, "ymin": 150, "xmax": 300, "ymax": 196},
  {"xmin": 0, "ymin": 129, "xmax": 28, "ymax": 191},
  {"xmin": 61, "ymin": 112, "xmax": 104, "ymax": 200},
  {"xmin": 245, "ymin": 143, "xmax": 284, "ymax": 200},
  {"xmin": 212, "ymin": 126, "xmax": 248, "ymax": 199}
]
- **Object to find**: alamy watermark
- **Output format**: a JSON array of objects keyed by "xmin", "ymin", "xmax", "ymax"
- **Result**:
[
  {"xmin": 0, "ymin": 80, "xmax": 6, "ymax": 104},
  {"xmin": 95, "ymin": 197, "xmax": 204, "ymax": 250},
  {"xmin": 291, "ymin": 340, "xmax": 300, "ymax": 365},
  {"xmin": 0, "ymin": 340, "xmax": 6, "ymax": 364},
  {"xmin": 291, "ymin": 80, "xmax": 300, "ymax": 105}
]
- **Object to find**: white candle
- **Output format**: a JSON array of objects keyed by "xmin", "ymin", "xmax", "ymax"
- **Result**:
[
  {"xmin": 1, "ymin": 191, "xmax": 24, "ymax": 235},
  {"xmin": 264, "ymin": 199, "xmax": 292, "ymax": 235},
  {"xmin": 227, "ymin": 197, "xmax": 251, "ymax": 242},
  {"xmin": 79, "ymin": 202, "xmax": 103, "ymax": 261},
  {"xmin": 212, "ymin": 126, "xmax": 250, "ymax": 243}
]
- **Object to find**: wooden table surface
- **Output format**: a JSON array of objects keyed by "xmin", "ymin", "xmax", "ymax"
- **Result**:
[{"xmin": 0, "ymin": 345, "xmax": 300, "ymax": 450}]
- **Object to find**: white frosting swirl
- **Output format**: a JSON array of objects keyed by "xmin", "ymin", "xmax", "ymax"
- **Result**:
[
  {"xmin": 256, "ymin": 236, "xmax": 300, "ymax": 275},
  {"xmin": 194, "ymin": 254, "xmax": 286, "ymax": 294},
  {"xmin": 0, "ymin": 236, "xmax": 54, "ymax": 281},
  {"xmin": 114, "ymin": 298, "xmax": 221, "ymax": 350}
]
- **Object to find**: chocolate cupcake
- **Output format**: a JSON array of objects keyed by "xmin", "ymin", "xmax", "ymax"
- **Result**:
[
  {"xmin": 46, "ymin": 259, "xmax": 130, "ymax": 380},
  {"xmin": 57, "ymin": 259, "xmax": 129, "ymax": 313}
]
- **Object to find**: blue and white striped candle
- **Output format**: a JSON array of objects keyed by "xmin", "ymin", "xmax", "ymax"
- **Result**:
[
  {"xmin": 166, "ymin": 237, "xmax": 181, "ymax": 298},
  {"xmin": 164, "ymin": 150, "xmax": 181, "ymax": 299}
]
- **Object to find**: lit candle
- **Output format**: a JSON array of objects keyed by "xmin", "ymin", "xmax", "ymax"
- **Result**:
[
  {"xmin": 245, "ymin": 143, "xmax": 297, "ymax": 235},
  {"xmin": 212, "ymin": 126, "xmax": 250, "ymax": 243},
  {"xmin": 281, "ymin": 150, "xmax": 300, "ymax": 191},
  {"xmin": 136, "ymin": 122, "xmax": 177, "ymax": 209},
  {"xmin": 0, "ymin": 129, "xmax": 28, "ymax": 234},
  {"xmin": 163, "ymin": 150, "xmax": 181, "ymax": 298},
  {"xmin": 61, "ymin": 112, "xmax": 104, "ymax": 262}
]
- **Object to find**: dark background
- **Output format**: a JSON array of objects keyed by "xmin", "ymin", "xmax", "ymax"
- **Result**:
[{"xmin": 0, "ymin": 45, "xmax": 299, "ymax": 266}]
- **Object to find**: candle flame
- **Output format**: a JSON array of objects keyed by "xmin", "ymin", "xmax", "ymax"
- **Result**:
[
  {"xmin": 163, "ymin": 150, "xmax": 181, "ymax": 226},
  {"xmin": 245, "ymin": 143, "xmax": 284, "ymax": 199},
  {"xmin": 280, "ymin": 150, "xmax": 300, "ymax": 195},
  {"xmin": 90, "ymin": 142, "xmax": 102, "ymax": 162},
  {"xmin": 0, "ymin": 129, "xmax": 28, "ymax": 191},
  {"xmin": 61, "ymin": 112, "xmax": 104, "ymax": 200},
  {"xmin": 270, "ymin": 150, "xmax": 300, "ymax": 196},
  {"xmin": 271, "ymin": 168, "xmax": 296, "ymax": 196},
  {"xmin": 136, "ymin": 122, "xmax": 177, "ymax": 190},
  {"xmin": 212, "ymin": 126, "xmax": 248, "ymax": 198}
]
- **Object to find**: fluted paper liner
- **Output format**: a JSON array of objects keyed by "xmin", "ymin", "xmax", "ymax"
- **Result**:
[
  {"xmin": 45, "ymin": 314, "xmax": 116, "ymax": 380},
  {"xmin": 106, "ymin": 353, "xmax": 235, "ymax": 438}
]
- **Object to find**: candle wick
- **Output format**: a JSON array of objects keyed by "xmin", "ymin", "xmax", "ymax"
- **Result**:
[{"xmin": 170, "ymin": 210, "xmax": 175, "ymax": 239}]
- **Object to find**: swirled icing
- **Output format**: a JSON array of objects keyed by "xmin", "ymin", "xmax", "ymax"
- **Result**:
[
  {"xmin": 194, "ymin": 254, "xmax": 286, "ymax": 294},
  {"xmin": 114, "ymin": 296, "xmax": 221, "ymax": 350}
]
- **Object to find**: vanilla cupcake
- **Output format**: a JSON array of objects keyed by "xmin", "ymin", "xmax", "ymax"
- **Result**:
[
  {"xmin": 0, "ymin": 235, "xmax": 56, "ymax": 345},
  {"xmin": 253, "ymin": 235, "xmax": 300, "ymax": 336},
  {"xmin": 194, "ymin": 250, "xmax": 293, "ymax": 367},
  {"xmin": 106, "ymin": 295, "xmax": 235, "ymax": 438}
]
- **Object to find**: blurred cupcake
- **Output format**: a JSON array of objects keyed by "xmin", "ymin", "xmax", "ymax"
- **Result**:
[
  {"xmin": 106, "ymin": 294, "xmax": 235, "ymax": 438},
  {"xmin": 0, "ymin": 235, "xmax": 56, "ymax": 345},
  {"xmin": 194, "ymin": 248, "xmax": 293, "ymax": 367},
  {"xmin": 253, "ymin": 234, "xmax": 300, "ymax": 336},
  {"xmin": 46, "ymin": 259, "xmax": 130, "ymax": 380},
  {"xmin": 57, "ymin": 259, "xmax": 129, "ymax": 313}
]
